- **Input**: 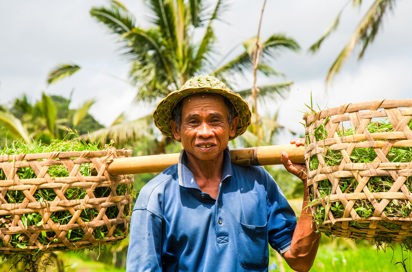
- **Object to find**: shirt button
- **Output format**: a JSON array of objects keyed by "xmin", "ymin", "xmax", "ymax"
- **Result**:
[{"xmin": 218, "ymin": 218, "xmax": 223, "ymax": 225}]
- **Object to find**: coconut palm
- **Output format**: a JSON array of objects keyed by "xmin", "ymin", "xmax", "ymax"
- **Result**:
[
  {"xmin": 309, "ymin": 0, "xmax": 397, "ymax": 83},
  {"xmin": 47, "ymin": 0, "xmax": 300, "ymax": 150}
]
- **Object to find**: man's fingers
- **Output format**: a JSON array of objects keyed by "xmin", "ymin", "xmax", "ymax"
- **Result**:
[
  {"xmin": 282, "ymin": 151, "xmax": 307, "ymax": 181},
  {"xmin": 281, "ymin": 151, "xmax": 296, "ymax": 172},
  {"xmin": 290, "ymin": 138, "xmax": 305, "ymax": 147}
]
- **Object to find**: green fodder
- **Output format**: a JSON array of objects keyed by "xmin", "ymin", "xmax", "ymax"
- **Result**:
[
  {"xmin": 0, "ymin": 138, "xmax": 131, "ymax": 250},
  {"xmin": 308, "ymin": 120, "xmax": 412, "ymax": 251}
]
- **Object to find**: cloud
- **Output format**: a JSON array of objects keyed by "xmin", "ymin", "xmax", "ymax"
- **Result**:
[
  {"xmin": 278, "ymin": 55, "xmax": 412, "ymax": 140},
  {"xmin": 1, "ymin": 0, "xmax": 411, "ymax": 138}
]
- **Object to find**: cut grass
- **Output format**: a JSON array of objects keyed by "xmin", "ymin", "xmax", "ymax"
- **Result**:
[
  {"xmin": 0, "ymin": 139, "xmax": 131, "ymax": 250},
  {"xmin": 307, "ymin": 120, "xmax": 412, "ymax": 250}
]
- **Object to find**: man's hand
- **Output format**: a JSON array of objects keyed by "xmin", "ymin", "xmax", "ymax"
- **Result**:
[
  {"xmin": 281, "ymin": 139, "xmax": 307, "ymax": 181},
  {"xmin": 280, "ymin": 139, "xmax": 320, "ymax": 272}
]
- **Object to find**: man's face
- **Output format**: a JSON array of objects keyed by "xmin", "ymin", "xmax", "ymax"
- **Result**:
[{"xmin": 171, "ymin": 94, "xmax": 238, "ymax": 162}]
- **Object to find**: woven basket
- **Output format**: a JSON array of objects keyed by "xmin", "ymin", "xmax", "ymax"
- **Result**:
[
  {"xmin": 304, "ymin": 99, "xmax": 412, "ymax": 246},
  {"xmin": 0, "ymin": 148, "xmax": 133, "ymax": 253}
]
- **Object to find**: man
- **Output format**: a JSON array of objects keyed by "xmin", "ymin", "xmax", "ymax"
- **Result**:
[{"xmin": 127, "ymin": 75, "xmax": 320, "ymax": 271}]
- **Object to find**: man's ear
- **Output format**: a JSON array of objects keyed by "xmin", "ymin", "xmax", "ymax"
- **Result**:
[
  {"xmin": 229, "ymin": 116, "xmax": 239, "ymax": 139},
  {"xmin": 170, "ymin": 120, "xmax": 181, "ymax": 141}
]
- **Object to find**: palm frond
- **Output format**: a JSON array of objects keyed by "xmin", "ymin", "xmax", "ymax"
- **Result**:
[
  {"xmin": 112, "ymin": 0, "xmax": 128, "ymax": 11},
  {"xmin": 260, "ymin": 34, "xmax": 300, "ymax": 61},
  {"xmin": 90, "ymin": 3, "xmax": 135, "ymax": 35},
  {"xmin": 110, "ymin": 112, "xmax": 127, "ymax": 126},
  {"xmin": 72, "ymin": 99, "xmax": 95, "ymax": 127},
  {"xmin": 192, "ymin": 25, "xmax": 216, "ymax": 74},
  {"xmin": 237, "ymin": 81, "xmax": 293, "ymax": 102},
  {"xmin": 125, "ymin": 28, "xmax": 177, "ymax": 99},
  {"xmin": 47, "ymin": 64, "xmax": 80, "ymax": 85},
  {"xmin": 357, "ymin": 0, "xmax": 396, "ymax": 58},
  {"xmin": 189, "ymin": 0, "xmax": 202, "ymax": 27},
  {"xmin": 80, "ymin": 114, "xmax": 155, "ymax": 145},
  {"xmin": 40, "ymin": 93, "xmax": 57, "ymax": 137},
  {"xmin": 326, "ymin": 0, "xmax": 396, "ymax": 82},
  {"xmin": 146, "ymin": 0, "xmax": 176, "ymax": 41},
  {"xmin": 309, "ymin": 9, "xmax": 343, "ymax": 53},
  {"xmin": 213, "ymin": 51, "xmax": 252, "ymax": 77},
  {"xmin": 214, "ymin": 34, "xmax": 299, "ymax": 79},
  {"xmin": 255, "ymin": 63, "xmax": 283, "ymax": 77},
  {"xmin": 190, "ymin": 0, "xmax": 227, "ymax": 73},
  {"xmin": 0, "ymin": 111, "xmax": 32, "ymax": 144}
]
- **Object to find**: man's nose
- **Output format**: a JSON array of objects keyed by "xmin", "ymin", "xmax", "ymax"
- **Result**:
[{"xmin": 198, "ymin": 122, "xmax": 213, "ymax": 137}]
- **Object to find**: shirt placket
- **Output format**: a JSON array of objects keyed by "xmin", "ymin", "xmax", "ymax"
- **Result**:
[{"xmin": 215, "ymin": 182, "xmax": 229, "ymax": 245}]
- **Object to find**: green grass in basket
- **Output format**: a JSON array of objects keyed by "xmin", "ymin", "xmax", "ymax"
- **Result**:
[
  {"xmin": 0, "ymin": 139, "xmax": 129, "ymax": 249},
  {"xmin": 308, "ymin": 120, "xmax": 412, "ymax": 249}
]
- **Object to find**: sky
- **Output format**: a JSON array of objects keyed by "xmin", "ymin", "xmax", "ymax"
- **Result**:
[{"xmin": 1, "ymin": 0, "xmax": 411, "ymax": 144}]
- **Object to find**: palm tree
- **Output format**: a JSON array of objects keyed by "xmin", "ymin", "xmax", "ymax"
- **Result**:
[
  {"xmin": 309, "ymin": 0, "xmax": 397, "ymax": 83},
  {"xmin": 0, "ymin": 94, "xmax": 103, "ymax": 146},
  {"xmin": 0, "ymin": 110, "xmax": 31, "ymax": 144},
  {"xmin": 48, "ymin": 0, "xmax": 300, "ymax": 151}
]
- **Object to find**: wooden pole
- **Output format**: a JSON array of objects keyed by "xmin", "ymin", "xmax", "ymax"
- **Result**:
[{"xmin": 107, "ymin": 144, "xmax": 305, "ymax": 175}]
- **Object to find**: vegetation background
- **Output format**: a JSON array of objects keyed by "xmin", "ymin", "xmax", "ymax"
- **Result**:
[{"xmin": 1, "ymin": 0, "xmax": 411, "ymax": 271}]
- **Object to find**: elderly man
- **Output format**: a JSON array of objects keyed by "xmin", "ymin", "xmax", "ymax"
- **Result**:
[{"xmin": 126, "ymin": 75, "xmax": 320, "ymax": 271}]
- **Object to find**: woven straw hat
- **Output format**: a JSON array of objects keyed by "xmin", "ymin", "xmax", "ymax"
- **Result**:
[{"xmin": 153, "ymin": 75, "xmax": 251, "ymax": 138}]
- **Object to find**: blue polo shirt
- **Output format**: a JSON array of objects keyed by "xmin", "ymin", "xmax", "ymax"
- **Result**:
[{"xmin": 126, "ymin": 149, "xmax": 296, "ymax": 271}]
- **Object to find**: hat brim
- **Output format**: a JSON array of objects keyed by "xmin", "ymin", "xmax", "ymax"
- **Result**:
[{"xmin": 153, "ymin": 87, "xmax": 251, "ymax": 138}]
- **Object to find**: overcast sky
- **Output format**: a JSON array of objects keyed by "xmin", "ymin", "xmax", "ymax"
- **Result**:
[{"xmin": 1, "ymin": 0, "xmax": 411, "ymax": 143}]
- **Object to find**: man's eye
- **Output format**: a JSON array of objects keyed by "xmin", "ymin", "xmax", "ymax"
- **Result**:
[
  {"xmin": 188, "ymin": 119, "xmax": 199, "ymax": 125},
  {"xmin": 210, "ymin": 118, "xmax": 222, "ymax": 124}
]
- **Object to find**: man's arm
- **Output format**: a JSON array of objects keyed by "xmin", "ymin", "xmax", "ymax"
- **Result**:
[
  {"xmin": 126, "ymin": 208, "xmax": 163, "ymax": 272},
  {"xmin": 280, "ymin": 144, "xmax": 321, "ymax": 272}
]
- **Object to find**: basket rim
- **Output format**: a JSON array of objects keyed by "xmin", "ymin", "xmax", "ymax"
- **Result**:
[
  {"xmin": 0, "ymin": 148, "xmax": 132, "ymax": 162},
  {"xmin": 304, "ymin": 99, "xmax": 412, "ymax": 124}
]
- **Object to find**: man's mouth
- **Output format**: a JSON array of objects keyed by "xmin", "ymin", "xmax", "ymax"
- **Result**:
[
  {"xmin": 196, "ymin": 143, "xmax": 215, "ymax": 149},
  {"xmin": 199, "ymin": 144, "xmax": 213, "ymax": 148}
]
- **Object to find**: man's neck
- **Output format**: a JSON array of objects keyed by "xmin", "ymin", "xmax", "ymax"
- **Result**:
[{"xmin": 186, "ymin": 154, "xmax": 224, "ymax": 199}]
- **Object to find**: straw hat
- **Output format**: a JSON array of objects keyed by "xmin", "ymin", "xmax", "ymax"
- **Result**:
[{"xmin": 153, "ymin": 75, "xmax": 251, "ymax": 138}]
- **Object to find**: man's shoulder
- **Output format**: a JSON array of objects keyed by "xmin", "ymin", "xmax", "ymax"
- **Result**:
[
  {"xmin": 231, "ymin": 163, "xmax": 276, "ymax": 189},
  {"xmin": 134, "ymin": 164, "xmax": 178, "ymax": 210},
  {"xmin": 231, "ymin": 163, "xmax": 268, "ymax": 177}
]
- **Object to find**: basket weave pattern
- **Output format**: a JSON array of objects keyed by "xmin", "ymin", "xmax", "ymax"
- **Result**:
[
  {"xmin": 305, "ymin": 100, "xmax": 412, "ymax": 245},
  {"xmin": 0, "ymin": 149, "xmax": 133, "ymax": 253}
]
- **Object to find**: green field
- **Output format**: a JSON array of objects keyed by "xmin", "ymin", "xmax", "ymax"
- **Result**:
[
  {"xmin": 270, "ymin": 237, "xmax": 412, "ymax": 272},
  {"xmin": 0, "ymin": 238, "xmax": 411, "ymax": 271}
]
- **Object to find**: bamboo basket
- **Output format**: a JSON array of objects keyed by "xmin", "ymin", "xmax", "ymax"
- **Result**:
[
  {"xmin": 305, "ymin": 99, "xmax": 412, "ymax": 246},
  {"xmin": 0, "ymin": 148, "xmax": 133, "ymax": 253}
]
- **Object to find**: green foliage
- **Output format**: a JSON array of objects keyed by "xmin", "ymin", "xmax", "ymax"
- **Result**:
[
  {"xmin": 266, "ymin": 166, "xmax": 303, "ymax": 199},
  {"xmin": 0, "ymin": 111, "xmax": 31, "ymax": 143},
  {"xmin": 270, "ymin": 239, "xmax": 412, "ymax": 272},
  {"xmin": 0, "ymin": 94, "xmax": 104, "ymax": 147},
  {"xmin": 47, "ymin": 64, "xmax": 80, "ymax": 85},
  {"xmin": 309, "ymin": 0, "xmax": 397, "ymax": 83}
]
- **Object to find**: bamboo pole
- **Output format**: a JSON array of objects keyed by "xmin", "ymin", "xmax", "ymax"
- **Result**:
[{"xmin": 107, "ymin": 144, "xmax": 305, "ymax": 175}]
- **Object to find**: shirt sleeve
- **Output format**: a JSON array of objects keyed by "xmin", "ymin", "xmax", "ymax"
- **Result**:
[
  {"xmin": 126, "ymin": 173, "xmax": 168, "ymax": 272},
  {"xmin": 126, "ymin": 206, "xmax": 163, "ymax": 272},
  {"xmin": 265, "ymin": 172, "xmax": 297, "ymax": 254}
]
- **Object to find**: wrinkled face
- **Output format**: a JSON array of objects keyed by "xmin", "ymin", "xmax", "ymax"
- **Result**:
[{"xmin": 171, "ymin": 94, "xmax": 238, "ymax": 162}]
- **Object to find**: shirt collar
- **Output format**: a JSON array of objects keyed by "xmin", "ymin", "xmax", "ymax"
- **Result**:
[{"xmin": 178, "ymin": 149, "xmax": 233, "ymax": 189}]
